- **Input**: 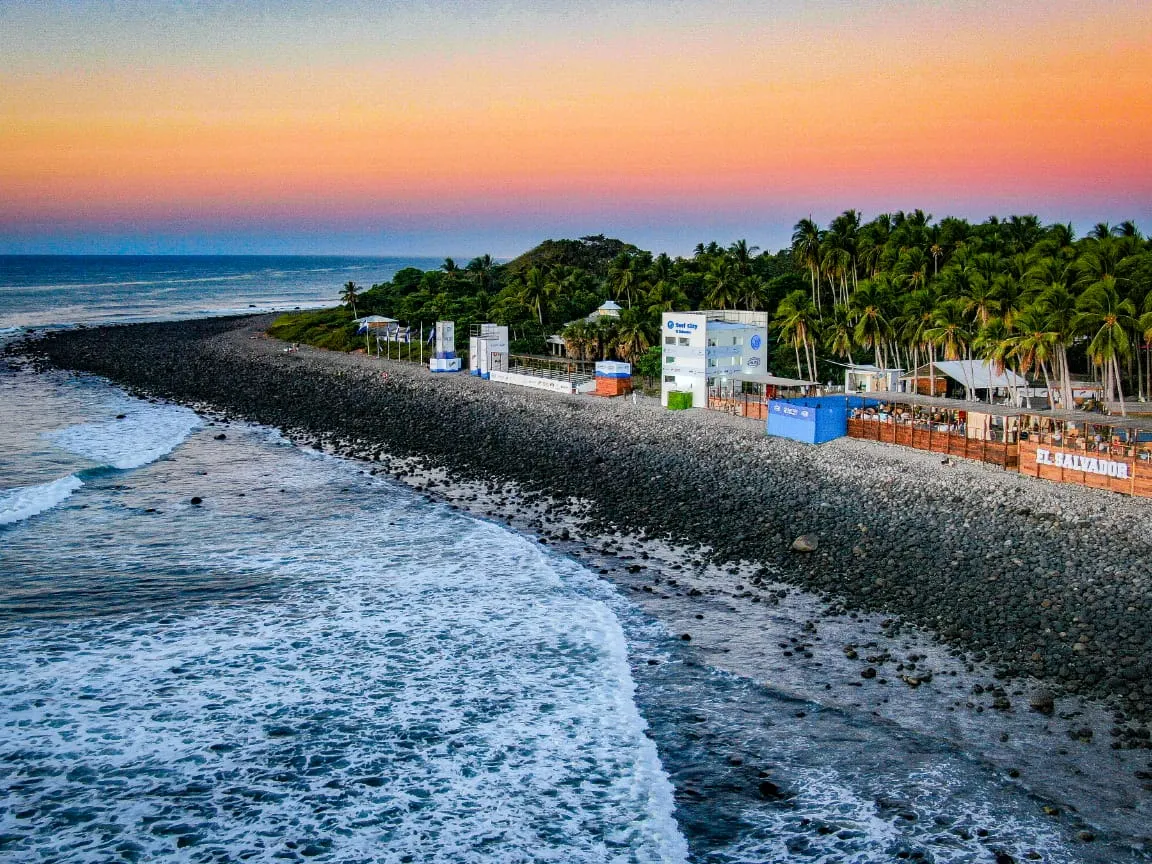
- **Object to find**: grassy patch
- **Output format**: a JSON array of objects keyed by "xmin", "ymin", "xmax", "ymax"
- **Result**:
[{"xmin": 267, "ymin": 308, "xmax": 363, "ymax": 352}]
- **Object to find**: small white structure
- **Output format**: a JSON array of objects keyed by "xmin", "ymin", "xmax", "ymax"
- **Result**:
[
  {"xmin": 844, "ymin": 363, "xmax": 902, "ymax": 393},
  {"xmin": 592, "ymin": 300, "xmax": 622, "ymax": 319},
  {"xmin": 660, "ymin": 310, "xmax": 769, "ymax": 408},
  {"xmin": 469, "ymin": 323, "xmax": 509, "ymax": 379},
  {"xmin": 429, "ymin": 321, "xmax": 460, "ymax": 373},
  {"xmin": 355, "ymin": 315, "xmax": 398, "ymax": 332}
]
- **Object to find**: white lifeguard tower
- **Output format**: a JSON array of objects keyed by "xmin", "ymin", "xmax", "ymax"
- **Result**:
[{"xmin": 429, "ymin": 321, "xmax": 461, "ymax": 372}]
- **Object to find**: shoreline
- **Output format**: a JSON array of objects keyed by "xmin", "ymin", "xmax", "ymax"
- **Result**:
[{"xmin": 13, "ymin": 314, "xmax": 1152, "ymax": 854}]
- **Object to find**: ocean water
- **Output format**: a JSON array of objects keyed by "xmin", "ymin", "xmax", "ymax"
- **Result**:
[
  {"xmin": 0, "ymin": 259, "xmax": 1146, "ymax": 862},
  {"xmin": 0, "ymin": 255, "xmax": 440, "ymax": 330}
]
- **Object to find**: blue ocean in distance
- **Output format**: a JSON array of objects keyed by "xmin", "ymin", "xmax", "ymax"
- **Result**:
[{"xmin": 0, "ymin": 255, "xmax": 442, "ymax": 330}]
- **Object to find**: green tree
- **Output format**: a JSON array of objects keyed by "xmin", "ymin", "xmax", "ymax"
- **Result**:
[
  {"xmin": 926, "ymin": 300, "xmax": 974, "ymax": 399},
  {"xmin": 519, "ymin": 267, "xmax": 553, "ymax": 326},
  {"xmin": 612, "ymin": 308, "xmax": 656, "ymax": 364},
  {"xmin": 791, "ymin": 217, "xmax": 824, "ymax": 308},
  {"xmin": 773, "ymin": 289, "xmax": 820, "ymax": 381},
  {"xmin": 703, "ymin": 258, "xmax": 741, "ymax": 309},
  {"xmin": 850, "ymin": 279, "xmax": 894, "ymax": 369},
  {"xmin": 340, "ymin": 281, "xmax": 359, "ymax": 319},
  {"xmin": 1076, "ymin": 275, "xmax": 1136, "ymax": 415}
]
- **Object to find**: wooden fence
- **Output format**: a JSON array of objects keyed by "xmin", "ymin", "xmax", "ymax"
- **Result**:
[
  {"xmin": 708, "ymin": 396, "xmax": 767, "ymax": 421},
  {"xmin": 847, "ymin": 418, "xmax": 1018, "ymax": 469}
]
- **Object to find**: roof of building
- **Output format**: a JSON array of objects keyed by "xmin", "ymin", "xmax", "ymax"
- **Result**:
[
  {"xmin": 864, "ymin": 390, "xmax": 1152, "ymax": 431},
  {"xmin": 903, "ymin": 360, "xmax": 1028, "ymax": 389},
  {"xmin": 843, "ymin": 363, "xmax": 903, "ymax": 373},
  {"xmin": 598, "ymin": 300, "xmax": 622, "ymax": 311},
  {"xmin": 354, "ymin": 315, "xmax": 398, "ymax": 324},
  {"xmin": 707, "ymin": 320, "xmax": 758, "ymax": 330}
]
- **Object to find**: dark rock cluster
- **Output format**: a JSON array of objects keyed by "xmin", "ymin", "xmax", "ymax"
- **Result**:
[{"xmin": 19, "ymin": 315, "xmax": 1152, "ymax": 721}]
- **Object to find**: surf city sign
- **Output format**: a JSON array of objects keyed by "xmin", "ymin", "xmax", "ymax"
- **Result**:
[{"xmin": 1035, "ymin": 447, "xmax": 1130, "ymax": 479}]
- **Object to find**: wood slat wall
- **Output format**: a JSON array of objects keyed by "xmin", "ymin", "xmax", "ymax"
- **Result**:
[
  {"xmin": 847, "ymin": 419, "xmax": 1018, "ymax": 468},
  {"xmin": 1018, "ymin": 440, "xmax": 1152, "ymax": 498}
]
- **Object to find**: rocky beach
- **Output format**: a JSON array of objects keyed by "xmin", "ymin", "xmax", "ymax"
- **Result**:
[{"xmin": 13, "ymin": 314, "xmax": 1152, "ymax": 859}]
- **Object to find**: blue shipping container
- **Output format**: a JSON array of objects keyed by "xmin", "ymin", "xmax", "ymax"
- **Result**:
[{"xmin": 766, "ymin": 396, "xmax": 876, "ymax": 444}]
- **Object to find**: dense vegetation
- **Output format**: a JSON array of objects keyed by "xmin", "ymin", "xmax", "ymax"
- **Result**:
[{"xmin": 272, "ymin": 216, "xmax": 1152, "ymax": 412}]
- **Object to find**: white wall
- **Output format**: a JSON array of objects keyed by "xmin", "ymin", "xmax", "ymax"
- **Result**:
[
  {"xmin": 661, "ymin": 313, "xmax": 707, "ymax": 406},
  {"xmin": 489, "ymin": 370, "xmax": 575, "ymax": 394}
]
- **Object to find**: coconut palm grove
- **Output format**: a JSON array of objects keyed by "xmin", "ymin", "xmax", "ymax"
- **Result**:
[{"xmin": 272, "ymin": 213, "xmax": 1152, "ymax": 411}]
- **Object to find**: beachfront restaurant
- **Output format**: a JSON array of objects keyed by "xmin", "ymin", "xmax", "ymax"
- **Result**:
[
  {"xmin": 846, "ymin": 390, "xmax": 1152, "ymax": 496},
  {"xmin": 707, "ymin": 372, "xmax": 819, "ymax": 420}
]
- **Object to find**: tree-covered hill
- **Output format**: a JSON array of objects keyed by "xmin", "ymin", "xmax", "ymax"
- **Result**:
[{"xmin": 503, "ymin": 235, "xmax": 639, "ymax": 279}]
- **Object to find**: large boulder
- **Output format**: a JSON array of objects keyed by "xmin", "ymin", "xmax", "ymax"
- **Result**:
[{"xmin": 791, "ymin": 535, "xmax": 819, "ymax": 553}]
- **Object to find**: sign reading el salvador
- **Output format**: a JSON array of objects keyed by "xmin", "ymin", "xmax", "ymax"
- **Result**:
[{"xmin": 1036, "ymin": 447, "xmax": 1130, "ymax": 479}]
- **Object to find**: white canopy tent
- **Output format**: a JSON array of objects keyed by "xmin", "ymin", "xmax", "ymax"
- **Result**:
[{"xmin": 902, "ymin": 359, "xmax": 1031, "ymax": 404}]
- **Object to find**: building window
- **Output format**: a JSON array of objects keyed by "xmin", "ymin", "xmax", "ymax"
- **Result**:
[
  {"xmin": 665, "ymin": 356, "xmax": 674, "ymax": 364},
  {"xmin": 707, "ymin": 338, "xmax": 717, "ymax": 347},
  {"xmin": 664, "ymin": 336, "xmax": 675, "ymax": 345},
  {"xmin": 678, "ymin": 337, "xmax": 689, "ymax": 346},
  {"xmin": 664, "ymin": 375, "xmax": 675, "ymax": 383},
  {"xmin": 708, "ymin": 358, "xmax": 717, "ymax": 368}
]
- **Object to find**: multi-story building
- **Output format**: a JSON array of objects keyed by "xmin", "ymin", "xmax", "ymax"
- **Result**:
[{"xmin": 660, "ymin": 310, "xmax": 769, "ymax": 408}]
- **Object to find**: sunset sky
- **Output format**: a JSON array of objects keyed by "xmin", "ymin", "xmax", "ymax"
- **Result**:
[{"xmin": 1, "ymin": 0, "xmax": 1149, "ymax": 257}]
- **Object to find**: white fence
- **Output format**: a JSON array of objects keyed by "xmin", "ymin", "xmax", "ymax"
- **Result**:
[{"xmin": 489, "ymin": 370, "xmax": 595, "ymax": 395}]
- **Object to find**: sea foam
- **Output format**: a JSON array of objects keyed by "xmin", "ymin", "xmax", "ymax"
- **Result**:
[
  {"xmin": 0, "ymin": 474, "xmax": 83, "ymax": 526},
  {"xmin": 45, "ymin": 404, "xmax": 201, "ymax": 470}
]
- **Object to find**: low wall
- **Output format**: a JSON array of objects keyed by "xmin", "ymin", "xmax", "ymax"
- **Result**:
[
  {"xmin": 847, "ymin": 418, "xmax": 1018, "ymax": 468},
  {"xmin": 489, "ymin": 369, "xmax": 578, "ymax": 394}
]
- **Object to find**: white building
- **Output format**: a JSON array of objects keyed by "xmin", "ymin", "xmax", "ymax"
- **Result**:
[
  {"xmin": 844, "ymin": 363, "xmax": 903, "ymax": 393},
  {"xmin": 660, "ymin": 310, "xmax": 769, "ymax": 408},
  {"xmin": 469, "ymin": 323, "xmax": 509, "ymax": 379}
]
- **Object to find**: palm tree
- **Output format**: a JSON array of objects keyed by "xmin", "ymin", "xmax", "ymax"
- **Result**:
[
  {"xmin": 850, "ymin": 279, "xmax": 894, "ymax": 369},
  {"xmin": 728, "ymin": 239, "xmax": 759, "ymax": 275},
  {"xmin": 1140, "ymin": 303, "xmax": 1152, "ymax": 401},
  {"xmin": 773, "ymin": 290, "xmax": 820, "ymax": 380},
  {"xmin": 901, "ymin": 286, "xmax": 941, "ymax": 395},
  {"xmin": 441, "ymin": 258, "xmax": 459, "ymax": 274},
  {"xmin": 791, "ymin": 217, "xmax": 824, "ymax": 308},
  {"xmin": 341, "ymin": 281, "xmax": 359, "ymax": 319},
  {"xmin": 1008, "ymin": 306, "xmax": 1059, "ymax": 406},
  {"xmin": 1037, "ymin": 284, "xmax": 1078, "ymax": 409},
  {"xmin": 608, "ymin": 253, "xmax": 637, "ymax": 308},
  {"xmin": 1076, "ymin": 275, "xmax": 1136, "ymax": 415},
  {"xmin": 645, "ymin": 279, "xmax": 689, "ymax": 315},
  {"xmin": 703, "ymin": 258, "xmax": 740, "ymax": 309},
  {"xmin": 466, "ymin": 254, "xmax": 495, "ymax": 293},
  {"xmin": 823, "ymin": 303, "xmax": 855, "ymax": 361},
  {"xmin": 612, "ymin": 308, "xmax": 655, "ymax": 364},
  {"xmin": 560, "ymin": 319, "xmax": 594, "ymax": 361},
  {"xmin": 973, "ymin": 318, "xmax": 1016, "ymax": 404},
  {"xmin": 519, "ymin": 267, "xmax": 553, "ymax": 326},
  {"xmin": 962, "ymin": 276, "xmax": 999, "ymax": 327},
  {"xmin": 926, "ymin": 300, "xmax": 974, "ymax": 399},
  {"xmin": 894, "ymin": 247, "xmax": 931, "ymax": 297}
]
